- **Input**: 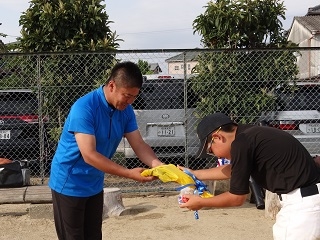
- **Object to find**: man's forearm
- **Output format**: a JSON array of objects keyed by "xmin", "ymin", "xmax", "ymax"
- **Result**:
[
  {"xmin": 135, "ymin": 142, "xmax": 163, "ymax": 168},
  {"xmin": 195, "ymin": 165, "xmax": 231, "ymax": 181}
]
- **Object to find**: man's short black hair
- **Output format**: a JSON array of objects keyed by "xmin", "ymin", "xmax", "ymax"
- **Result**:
[{"xmin": 107, "ymin": 61, "xmax": 143, "ymax": 88}]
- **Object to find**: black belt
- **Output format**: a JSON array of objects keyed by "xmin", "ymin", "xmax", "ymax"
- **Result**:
[{"xmin": 278, "ymin": 183, "xmax": 319, "ymax": 201}]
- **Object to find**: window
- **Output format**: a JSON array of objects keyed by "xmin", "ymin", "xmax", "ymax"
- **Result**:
[
  {"xmin": 174, "ymin": 66, "xmax": 179, "ymax": 70},
  {"xmin": 132, "ymin": 80, "xmax": 198, "ymax": 110},
  {"xmin": 0, "ymin": 91, "xmax": 38, "ymax": 115},
  {"xmin": 276, "ymin": 84, "xmax": 320, "ymax": 111}
]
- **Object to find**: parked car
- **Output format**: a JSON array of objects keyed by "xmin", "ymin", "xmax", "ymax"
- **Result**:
[
  {"xmin": 259, "ymin": 81, "xmax": 320, "ymax": 156},
  {"xmin": 0, "ymin": 89, "xmax": 54, "ymax": 170},
  {"xmin": 124, "ymin": 74, "xmax": 202, "ymax": 168}
]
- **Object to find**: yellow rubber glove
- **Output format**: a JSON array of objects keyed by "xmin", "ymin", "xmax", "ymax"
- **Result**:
[
  {"xmin": 141, "ymin": 164, "xmax": 213, "ymax": 198},
  {"xmin": 141, "ymin": 164, "xmax": 194, "ymax": 185},
  {"xmin": 200, "ymin": 191, "xmax": 213, "ymax": 198}
]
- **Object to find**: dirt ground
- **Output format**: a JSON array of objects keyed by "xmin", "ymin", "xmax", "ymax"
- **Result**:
[{"xmin": 0, "ymin": 194, "xmax": 275, "ymax": 240}]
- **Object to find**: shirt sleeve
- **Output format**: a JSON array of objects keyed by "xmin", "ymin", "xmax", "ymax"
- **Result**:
[
  {"xmin": 124, "ymin": 105, "xmax": 138, "ymax": 134},
  {"xmin": 68, "ymin": 101, "xmax": 95, "ymax": 135}
]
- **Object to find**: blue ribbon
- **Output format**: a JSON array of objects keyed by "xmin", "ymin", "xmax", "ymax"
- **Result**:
[
  {"xmin": 176, "ymin": 169, "xmax": 210, "ymax": 196},
  {"xmin": 176, "ymin": 169, "xmax": 211, "ymax": 220}
]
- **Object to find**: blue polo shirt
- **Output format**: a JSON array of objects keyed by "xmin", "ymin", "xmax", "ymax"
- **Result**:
[{"xmin": 48, "ymin": 86, "xmax": 138, "ymax": 197}]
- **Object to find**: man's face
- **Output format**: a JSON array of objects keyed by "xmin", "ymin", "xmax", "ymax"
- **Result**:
[
  {"xmin": 206, "ymin": 131, "xmax": 232, "ymax": 159},
  {"xmin": 107, "ymin": 80, "xmax": 140, "ymax": 110}
]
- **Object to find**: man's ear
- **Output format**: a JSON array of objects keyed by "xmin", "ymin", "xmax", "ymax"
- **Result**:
[
  {"xmin": 107, "ymin": 80, "xmax": 116, "ymax": 91},
  {"xmin": 213, "ymin": 132, "xmax": 227, "ymax": 143},
  {"xmin": 212, "ymin": 132, "xmax": 222, "ymax": 142}
]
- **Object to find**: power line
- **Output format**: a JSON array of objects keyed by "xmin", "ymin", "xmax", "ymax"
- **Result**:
[
  {"xmin": 2, "ymin": 34, "xmax": 20, "ymax": 38},
  {"xmin": 118, "ymin": 28, "xmax": 194, "ymax": 36},
  {"xmin": 2, "ymin": 28, "xmax": 195, "ymax": 39}
]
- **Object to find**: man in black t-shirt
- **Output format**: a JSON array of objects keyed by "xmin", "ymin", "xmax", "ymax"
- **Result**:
[{"xmin": 179, "ymin": 112, "xmax": 320, "ymax": 240}]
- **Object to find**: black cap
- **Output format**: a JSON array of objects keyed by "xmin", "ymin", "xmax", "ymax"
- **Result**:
[{"xmin": 196, "ymin": 113, "xmax": 236, "ymax": 158}]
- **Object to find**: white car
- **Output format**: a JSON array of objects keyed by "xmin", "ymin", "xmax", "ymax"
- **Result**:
[{"xmin": 124, "ymin": 74, "xmax": 201, "ymax": 168}]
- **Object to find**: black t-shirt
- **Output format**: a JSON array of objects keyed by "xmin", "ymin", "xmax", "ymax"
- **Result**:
[{"xmin": 229, "ymin": 124, "xmax": 320, "ymax": 195}]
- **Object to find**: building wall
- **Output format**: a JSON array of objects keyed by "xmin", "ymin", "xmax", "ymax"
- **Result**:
[
  {"xmin": 167, "ymin": 61, "xmax": 198, "ymax": 74},
  {"xmin": 288, "ymin": 20, "xmax": 320, "ymax": 79}
]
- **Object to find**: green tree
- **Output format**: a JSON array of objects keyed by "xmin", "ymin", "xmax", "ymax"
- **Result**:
[
  {"xmin": 190, "ymin": 0, "xmax": 298, "ymax": 122},
  {"xmin": 16, "ymin": 0, "xmax": 121, "ymax": 141},
  {"xmin": 193, "ymin": 0, "xmax": 287, "ymax": 48},
  {"xmin": 137, "ymin": 59, "xmax": 154, "ymax": 75},
  {"xmin": 18, "ymin": 0, "xmax": 119, "ymax": 52},
  {"xmin": 0, "ymin": 32, "xmax": 8, "ymax": 53}
]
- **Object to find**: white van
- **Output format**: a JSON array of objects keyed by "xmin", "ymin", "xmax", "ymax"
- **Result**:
[{"xmin": 124, "ymin": 74, "xmax": 201, "ymax": 168}]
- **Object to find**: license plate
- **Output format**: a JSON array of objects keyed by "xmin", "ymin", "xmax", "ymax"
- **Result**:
[
  {"xmin": 157, "ymin": 126, "xmax": 175, "ymax": 136},
  {"xmin": 305, "ymin": 123, "xmax": 320, "ymax": 134},
  {"xmin": 0, "ymin": 130, "xmax": 10, "ymax": 139}
]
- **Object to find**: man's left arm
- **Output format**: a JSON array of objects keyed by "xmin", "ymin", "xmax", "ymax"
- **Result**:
[{"xmin": 125, "ymin": 130, "xmax": 163, "ymax": 168}]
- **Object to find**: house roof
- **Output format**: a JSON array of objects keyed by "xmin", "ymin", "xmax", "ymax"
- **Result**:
[
  {"xmin": 307, "ymin": 5, "xmax": 320, "ymax": 15},
  {"xmin": 165, "ymin": 52, "xmax": 199, "ymax": 62},
  {"xmin": 149, "ymin": 63, "xmax": 160, "ymax": 71},
  {"xmin": 294, "ymin": 15, "xmax": 320, "ymax": 33},
  {"xmin": 148, "ymin": 63, "xmax": 162, "ymax": 73}
]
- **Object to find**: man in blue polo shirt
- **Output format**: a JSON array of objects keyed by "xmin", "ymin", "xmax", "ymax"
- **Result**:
[{"xmin": 49, "ymin": 61, "xmax": 163, "ymax": 240}]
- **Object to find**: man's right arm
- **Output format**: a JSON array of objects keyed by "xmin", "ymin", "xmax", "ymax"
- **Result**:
[
  {"xmin": 74, "ymin": 132, "xmax": 155, "ymax": 182},
  {"xmin": 178, "ymin": 164, "xmax": 232, "ymax": 181}
]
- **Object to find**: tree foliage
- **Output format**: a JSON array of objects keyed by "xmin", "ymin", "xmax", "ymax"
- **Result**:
[
  {"xmin": 190, "ymin": 50, "xmax": 298, "ymax": 122},
  {"xmin": 18, "ymin": 0, "xmax": 120, "ymax": 52},
  {"xmin": 190, "ymin": 0, "xmax": 298, "ymax": 123},
  {"xmin": 15, "ymin": 0, "xmax": 121, "ymax": 142},
  {"xmin": 137, "ymin": 59, "xmax": 154, "ymax": 75},
  {"xmin": 0, "ymin": 32, "xmax": 8, "ymax": 53},
  {"xmin": 193, "ymin": 0, "xmax": 287, "ymax": 48},
  {"xmin": 0, "ymin": 40, "xmax": 6, "ymax": 53}
]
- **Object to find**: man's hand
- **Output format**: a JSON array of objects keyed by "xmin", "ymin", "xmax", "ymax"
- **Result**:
[
  {"xmin": 179, "ymin": 194, "xmax": 203, "ymax": 211},
  {"xmin": 177, "ymin": 165, "xmax": 195, "ymax": 175},
  {"xmin": 128, "ymin": 168, "xmax": 158, "ymax": 182},
  {"xmin": 179, "ymin": 194, "xmax": 204, "ymax": 211}
]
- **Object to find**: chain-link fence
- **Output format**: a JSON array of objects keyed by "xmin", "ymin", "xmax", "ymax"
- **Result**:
[{"xmin": 0, "ymin": 48, "xmax": 319, "ymax": 192}]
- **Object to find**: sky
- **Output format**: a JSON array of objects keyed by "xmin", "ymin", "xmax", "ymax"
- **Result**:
[{"xmin": 0, "ymin": 0, "xmax": 318, "ymax": 50}]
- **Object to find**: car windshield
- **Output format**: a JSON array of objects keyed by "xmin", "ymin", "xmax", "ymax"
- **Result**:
[
  {"xmin": 0, "ymin": 91, "xmax": 38, "ymax": 115},
  {"xmin": 276, "ymin": 84, "xmax": 320, "ymax": 111},
  {"xmin": 132, "ymin": 80, "xmax": 198, "ymax": 110}
]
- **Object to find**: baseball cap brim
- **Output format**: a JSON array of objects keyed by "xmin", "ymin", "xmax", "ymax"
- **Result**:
[
  {"xmin": 196, "ymin": 137, "xmax": 210, "ymax": 158},
  {"xmin": 195, "ymin": 113, "xmax": 236, "ymax": 158}
]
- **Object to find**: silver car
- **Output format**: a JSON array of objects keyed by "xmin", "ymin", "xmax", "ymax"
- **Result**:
[
  {"xmin": 260, "ymin": 82, "xmax": 320, "ymax": 156},
  {"xmin": 123, "ymin": 74, "xmax": 201, "ymax": 168}
]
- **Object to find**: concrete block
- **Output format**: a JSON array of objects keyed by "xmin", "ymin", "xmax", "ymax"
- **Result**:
[{"xmin": 204, "ymin": 179, "xmax": 230, "ymax": 195}]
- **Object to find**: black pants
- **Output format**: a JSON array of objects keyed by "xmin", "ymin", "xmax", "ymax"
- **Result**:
[{"xmin": 51, "ymin": 189, "xmax": 103, "ymax": 240}]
